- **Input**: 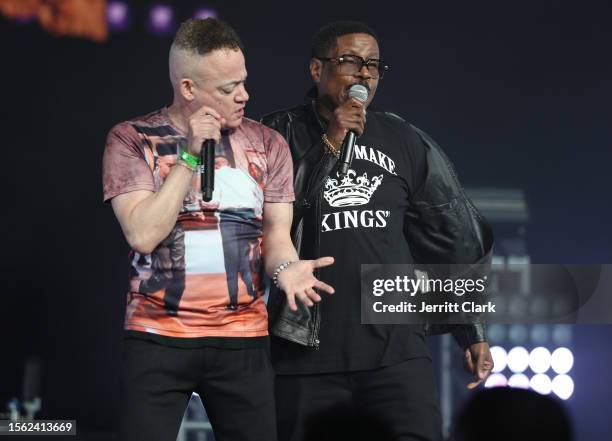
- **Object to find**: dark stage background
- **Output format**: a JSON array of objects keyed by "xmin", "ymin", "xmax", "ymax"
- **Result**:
[{"xmin": 1, "ymin": 0, "xmax": 611, "ymax": 439}]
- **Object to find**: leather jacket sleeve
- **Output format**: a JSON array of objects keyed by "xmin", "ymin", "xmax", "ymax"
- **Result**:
[
  {"xmin": 261, "ymin": 109, "xmax": 335, "ymax": 347},
  {"xmin": 404, "ymin": 125, "xmax": 494, "ymax": 349}
]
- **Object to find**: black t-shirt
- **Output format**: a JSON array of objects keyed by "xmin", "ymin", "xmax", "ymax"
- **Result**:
[{"xmin": 272, "ymin": 110, "xmax": 431, "ymax": 375}]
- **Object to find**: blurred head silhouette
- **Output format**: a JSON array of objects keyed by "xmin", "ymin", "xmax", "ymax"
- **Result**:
[{"xmin": 452, "ymin": 387, "xmax": 573, "ymax": 441}]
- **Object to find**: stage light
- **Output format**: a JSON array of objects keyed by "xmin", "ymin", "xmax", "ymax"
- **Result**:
[
  {"xmin": 149, "ymin": 4, "xmax": 175, "ymax": 35},
  {"xmin": 507, "ymin": 346, "xmax": 529, "ymax": 373},
  {"xmin": 107, "ymin": 1, "xmax": 129, "ymax": 32},
  {"xmin": 551, "ymin": 347, "xmax": 574, "ymax": 374},
  {"xmin": 194, "ymin": 8, "xmax": 218, "ymax": 19},
  {"xmin": 552, "ymin": 375, "xmax": 574, "ymax": 400},
  {"xmin": 508, "ymin": 373, "xmax": 530, "ymax": 389},
  {"xmin": 484, "ymin": 373, "xmax": 507, "ymax": 388},
  {"xmin": 508, "ymin": 324, "xmax": 528, "ymax": 344},
  {"xmin": 528, "ymin": 347, "xmax": 551, "ymax": 374},
  {"xmin": 529, "ymin": 374, "xmax": 552, "ymax": 395},
  {"xmin": 490, "ymin": 346, "xmax": 507, "ymax": 373}
]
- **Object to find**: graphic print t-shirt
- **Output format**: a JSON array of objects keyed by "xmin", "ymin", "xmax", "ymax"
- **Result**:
[
  {"xmin": 273, "ymin": 111, "xmax": 431, "ymax": 374},
  {"xmin": 102, "ymin": 108, "xmax": 294, "ymax": 339}
]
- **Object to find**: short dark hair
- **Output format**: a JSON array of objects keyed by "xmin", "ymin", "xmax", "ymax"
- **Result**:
[
  {"xmin": 172, "ymin": 18, "xmax": 243, "ymax": 55},
  {"xmin": 310, "ymin": 21, "xmax": 378, "ymax": 58}
]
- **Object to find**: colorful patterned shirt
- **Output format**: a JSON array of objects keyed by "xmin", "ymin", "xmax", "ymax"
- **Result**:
[{"xmin": 102, "ymin": 107, "xmax": 294, "ymax": 339}]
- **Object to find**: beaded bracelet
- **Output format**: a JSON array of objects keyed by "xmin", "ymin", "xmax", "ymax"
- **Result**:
[{"xmin": 272, "ymin": 261, "xmax": 295, "ymax": 288}]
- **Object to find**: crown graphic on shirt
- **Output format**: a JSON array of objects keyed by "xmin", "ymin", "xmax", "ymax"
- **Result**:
[{"xmin": 324, "ymin": 170, "xmax": 383, "ymax": 207}]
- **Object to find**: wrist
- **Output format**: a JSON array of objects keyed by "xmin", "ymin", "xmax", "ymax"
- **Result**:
[
  {"xmin": 178, "ymin": 149, "xmax": 200, "ymax": 171},
  {"xmin": 272, "ymin": 261, "xmax": 295, "ymax": 288}
]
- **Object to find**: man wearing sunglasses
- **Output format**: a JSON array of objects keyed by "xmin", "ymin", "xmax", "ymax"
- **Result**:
[{"xmin": 262, "ymin": 21, "xmax": 494, "ymax": 441}]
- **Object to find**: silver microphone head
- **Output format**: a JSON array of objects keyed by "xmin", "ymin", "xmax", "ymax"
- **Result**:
[{"xmin": 348, "ymin": 84, "xmax": 369, "ymax": 103}]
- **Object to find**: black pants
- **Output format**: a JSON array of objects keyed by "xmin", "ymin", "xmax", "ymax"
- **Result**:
[
  {"xmin": 120, "ymin": 337, "xmax": 277, "ymax": 441},
  {"xmin": 275, "ymin": 358, "xmax": 442, "ymax": 441}
]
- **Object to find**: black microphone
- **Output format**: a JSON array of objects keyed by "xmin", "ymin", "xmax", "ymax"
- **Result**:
[
  {"xmin": 338, "ymin": 84, "xmax": 369, "ymax": 176},
  {"xmin": 201, "ymin": 139, "xmax": 215, "ymax": 202}
]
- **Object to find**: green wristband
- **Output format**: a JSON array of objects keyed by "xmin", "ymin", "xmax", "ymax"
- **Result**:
[{"xmin": 179, "ymin": 150, "xmax": 200, "ymax": 169}]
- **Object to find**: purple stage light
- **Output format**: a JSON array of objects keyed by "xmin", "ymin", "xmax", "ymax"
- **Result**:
[
  {"xmin": 484, "ymin": 373, "xmax": 507, "ymax": 388},
  {"xmin": 194, "ymin": 8, "xmax": 218, "ymax": 19},
  {"xmin": 507, "ymin": 346, "xmax": 529, "ymax": 374},
  {"xmin": 551, "ymin": 347, "xmax": 574, "ymax": 374},
  {"xmin": 508, "ymin": 373, "xmax": 530, "ymax": 389},
  {"xmin": 490, "ymin": 346, "xmax": 507, "ymax": 373},
  {"xmin": 529, "ymin": 347, "xmax": 552, "ymax": 374},
  {"xmin": 107, "ymin": 1, "xmax": 129, "ymax": 32},
  {"xmin": 552, "ymin": 375, "xmax": 574, "ymax": 400},
  {"xmin": 529, "ymin": 374, "xmax": 552, "ymax": 395},
  {"xmin": 149, "ymin": 4, "xmax": 175, "ymax": 36}
]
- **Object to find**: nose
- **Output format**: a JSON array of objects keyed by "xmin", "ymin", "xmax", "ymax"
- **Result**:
[
  {"xmin": 236, "ymin": 83, "xmax": 249, "ymax": 103},
  {"xmin": 356, "ymin": 63, "xmax": 373, "ymax": 79}
]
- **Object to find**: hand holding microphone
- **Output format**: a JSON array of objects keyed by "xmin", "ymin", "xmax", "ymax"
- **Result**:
[
  {"xmin": 325, "ymin": 84, "xmax": 369, "ymax": 176},
  {"xmin": 186, "ymin": 105, "xmax": 225, "ymax": 201}
]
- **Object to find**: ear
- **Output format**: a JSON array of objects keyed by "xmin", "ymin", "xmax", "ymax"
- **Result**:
[
  {"xmin": 309, "ymin": 58, "xmax": 322, "ymax": 85},
  {"xmin": 178, "ymin": 78, "xmax": 196, "ymax": 101}
]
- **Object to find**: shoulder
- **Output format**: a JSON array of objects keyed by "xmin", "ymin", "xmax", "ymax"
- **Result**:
[
  {"xmin": 241, "ymin": 116, "xmax": 277, "ymax": 135},
  {"xmin": 369, "ymin": 109, "xmax": 419, "ymax": 136},
  {"xmin": 368, "ymin": 110, "xmax": 430, "ymax": 155},
  {"xmin": 240, "ymin": 117, "xmax": 288, "ymax": 145},
  {"xmin": 106, "ymin": 108, "xmax": 165, "ymax": 139},
  {"xmin": 239, "ymin": 118, "xmax": 292, "ymax": 164},
  {"xmin": 260, "ymin": 104, "xmax": 310, "ymax": 129}
]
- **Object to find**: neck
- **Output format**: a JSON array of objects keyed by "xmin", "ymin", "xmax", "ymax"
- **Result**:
[
  {"xmin": 167, "ymin": 101, "xmax": 192, "ymax": 133},
  {"xmin": 314, "ymin": 97, "xmax": 334, "ymax": 121}
]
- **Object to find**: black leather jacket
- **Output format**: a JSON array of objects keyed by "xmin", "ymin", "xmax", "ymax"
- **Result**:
[{"xmin": 261, "ymin": 102, "xmax": 494, "ymax": 349}]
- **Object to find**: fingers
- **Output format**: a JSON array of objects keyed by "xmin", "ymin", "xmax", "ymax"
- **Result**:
[
  {"xmin": 187, "ymin": 108, "xmax": 223, "ymax": 153},
  {"xmin": 467, "ymin": 364, "xmax": 490, "ymax": 389},
  {"xmin": 467, "ymin": 379, "xmax": 484, "ymax": 390},
  {"xmin": 280, "ymin": 258, "xmax": 335, "ymax": 310},
  {"xmin": 464, "ymin": 349, "xmax": 480, "ymax": 389},
  {"xmin": 305, "ymin": 288, "xmax": 322, "ymax": 302},
  {"xmin": 477, "ymin": 356, "xmax": 493, "ymax": 382},
  {"xmin": 286, "ymin": 292, "xmax": 298, "ymax": 312},
  {"xmin": 329, "ymin": 99, "xmax": 367, "ymax": 139},
  {"xmin": 348, "ymin": 97, "xmax": 366, "ymax": 109},
  {"xmin": 284, "ymin": 285, "xmax": 326, "ymax": 311},
  {"xmin": 464, "ymin": 348, "xmax": 475, "ymax": 374},
  {"xmin": 293, "ymin": 288, "xmax": 321, "ymax": 308},
  {"xmin": 337, "ymin": 102, "xmax": 366, "ymax": 135},
  {"xmin": 293, "ymin": 291, "xmax": 312, "ymax": 308},
  {"xmin": 313, "ymin": 279, "xmax": 334, "ymax": 295},
  {"xmin": 312, "ymin": 256, "xmax": 334, "ymax": 268},
  {"xmin": 465, "ymin": 347, "xmax": 493, "ymax": 389},
  {"xmin": 193, "ymin": 105, "xmax": 222, "ymax": 120}
]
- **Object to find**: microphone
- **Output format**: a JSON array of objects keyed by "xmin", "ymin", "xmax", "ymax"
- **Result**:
[
  {"xmin": 201, "ymin": 139, "xmax": 215, "ymax": 202},
  {"xmin": 338, "ymin": 84, "xmax": 369, "ymax": 176}
]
